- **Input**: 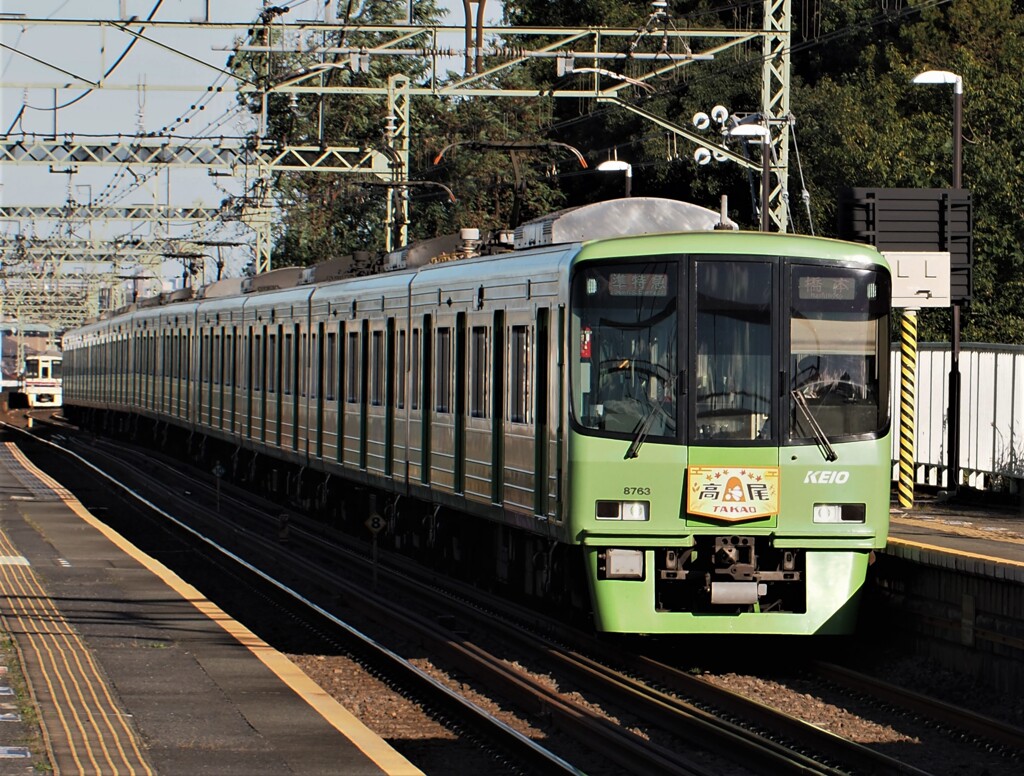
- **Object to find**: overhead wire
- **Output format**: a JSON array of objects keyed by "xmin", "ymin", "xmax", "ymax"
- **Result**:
[
  {"xmin": 14, "ymin": 0, "xmax": 166, "ymax": 114},
  {"xmin": 413, "ymin": 0, "xmax": 956, "ymax": 224}
]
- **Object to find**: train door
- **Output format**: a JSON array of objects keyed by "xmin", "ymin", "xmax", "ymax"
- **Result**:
[
  {"xmin": 343, "ymin": 323, "xmax": 360, "ymax": 466},
  {"xmin": 534, "ymin": 306, "xmax": 551, "ymax": 518},
  {"xmin": 172, "ymin": 330, "xmax": 181, "ymax": 419},
  {"xmin": 384, "ymin": 318, "xmax": 396, "ymax": 477},
  {"xmin": 140, "ymin": 331, "xmax": 147, "ymax": 411},
  {"xmin": 335, "ymin": 319, "xmax": 348, "ymax": 464},
  {"xmin": 406, "ymin": 316, "xmax": 429, "ymax": 485},
  {"xmin": 216, "ymin": 328, "xmax": 226, "ymax": 430},
  {"xmin": 257, "ymin": 325, "xmax": 268, "ymax": 443},
  {"xmin": 130, "ymin": 328, "xmax": 138, "ymax": 408},
  {"xmin": 464, "ymin": 312, "xmax": 492, "ymax": 504},
  {"xmin": 270, "ymin": 324, "xmax": 282, "ymax": 447},
  {"xmin": 368, "ymin": 322, "xmax": 384, "ymax": 473},
  {"xmin": 121, "ymin": 333, "xmax": 128, "ymax": 408},
  {"xmin": 160, "ymin": 331, "xmax": 169, "ymax": 415},
  {"xmin": 296, "ymin": 323, "xmax": 305, "ymax": 454},
  {"xmin": 151, "ymin": 331, "xmax": 158, "ymax": 412},
  {"xmin": 454, "ymin": 312, "xmax": 466, "ymax": 493},
  {"xmin": 201, "ymin": 330, "xmax": 211, "ymax": 426},
  {"xmin": 422, "ymin": 315, "xmax": 433, "ymax": 484},
  {"xmin": 184, "ymin": 326, "xmax": 194, "ymax": 423},
  {"xmin": 313, "ymin": 321, "xmax": 325, "ymax": 459},
  {"xmin": 281, "ymin": 323, "xmax": 298, "ymax": 451},
  {"xmin": 359, "ymin": 319, "xmax": 369, "ymax": 469},
  {"xmin": 491, "ymin": 310, "xmax": 505, "ymax": 504},
  {"xmin": 502, "ymin": 310, "xmax": 535, "ymax": 514},
  {"xmin": 244, "ymin": 325, "xmax": 255, "ymax": 440},
  {"xmin": 392, "ymin": 316, "xmax": 410, "ymax": 484},
  {"xmin": 430, "ymin": 315, "xmax": 455, "ymax": 492},
  {"xmin": 226, "ymin": 327, "xmax": 236, "ymax": 433}
]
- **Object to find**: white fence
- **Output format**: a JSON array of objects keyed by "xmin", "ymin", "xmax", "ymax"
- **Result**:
[{"xmin": 892, "ymin": 344, "xmax": 1024, "ymax": 492}]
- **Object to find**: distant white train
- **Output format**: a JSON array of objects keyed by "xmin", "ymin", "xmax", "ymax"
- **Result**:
[{"xmin": 21, "ymin": 352, "xmax": 63, "ymax": 408}]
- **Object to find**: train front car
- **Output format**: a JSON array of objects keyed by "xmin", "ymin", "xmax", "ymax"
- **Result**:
[{"xmin": 568, "ymin": 232, "xmax": 892, "ymax": 635}]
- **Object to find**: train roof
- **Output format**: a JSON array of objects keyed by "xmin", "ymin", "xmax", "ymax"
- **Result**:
[{"xmin": 513, "ymin": 197, "xmax": 723, "ymax": 249}]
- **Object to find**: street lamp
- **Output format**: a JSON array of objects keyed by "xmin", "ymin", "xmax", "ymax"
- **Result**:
[
  {"xmin": 597, "ymin": 159, "xmax": 632, "ymax": 197},
  {"xmin": 912, "ymin": 70, "xmax": 962, "ymax": 187},
  {"xmin": 728, "ymin": 123, "xmax": 770, "ymax": 232},
  {"xmin": 912, "ymin": 68, "xmax": 963, "ymax": 493}
]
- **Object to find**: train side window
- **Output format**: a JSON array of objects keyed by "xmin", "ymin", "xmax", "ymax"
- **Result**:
[
  {"xmin": 347, "ymin": 331, "xmax": 359, "ymax": 403},
  {"xmin": 397, "ymin": 329, "xmax": 406, "ymax": 409},
  {"xmin": 171, "ymin": 332, "xmax": 178, "ymax": 381},
  {"xmin": 201, "ymin": 334, "xmax": 210, "ymax": 383},
  {"xmin": 283, "ymin": 332, "xmax": 293, "ymax": 396},
  {"xmin": 309, "ymin": 331, "xmax": 317, "ymax": 400},
  {"xmin": 411, "ymin": 328, "xmax": 420, "ymax": 410},
  {"xmin": 511, "ymin": 324, "xmax": 530, "ymax": 423},
  {"xmin": 325, "ymin": 332, "xmax": 337, "ymax": 401},
  {"xmin": 337, "ymin": 323, "xmax": 346, "ymax": 404},
  {"xmin": 268, "ymin": 333, "xmax": 278, "ymax": 393},
  {"xmin": 371, "ymin": 330, "xmax": 384, "ymax": 406},
  {"xmin": 214, "ymin": 334, "xmax": 222, "ymax": 385},
  {"xmin": 224, "ymin": 334, "xmax": 234, "ymax": 388},
  {"xmin": 470, "ymin": 325, "xmax": 488, "ymax": 418},
  {"xmin": 299, "ymin": 330, "xmax": 306, "ymax": 398},
  {"xmin": 436, "ymin": 327, "xmax": 451, "ymax": 413},
  {"xmin": 254, "ymin": 334, "xmax": 263, "ymax": 391},
  {"xmin": 243, "ymin": 332, "xmax": 251, "ymax": 390}
]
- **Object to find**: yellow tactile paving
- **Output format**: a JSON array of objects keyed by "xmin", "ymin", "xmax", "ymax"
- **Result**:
[{"xmin": 0, "ymin": 447, "xmax": 154, "ymax": 776}]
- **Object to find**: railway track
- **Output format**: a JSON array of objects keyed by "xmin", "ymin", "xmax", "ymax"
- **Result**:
[{"xmin": 12, "ymin": 417, "xmax": 1024, "ymax": 775}]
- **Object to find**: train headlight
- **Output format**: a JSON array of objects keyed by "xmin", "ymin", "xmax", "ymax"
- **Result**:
[
  {"xmin": 602, "ymin": 549, "xmax": 645, "ymax": 580},
  {"xmin": 812, "ymin": 503, "xmax": 866, "ymax": 523},
  {"xmin": 595, "ymin": 501, "xmax": 649, "ymax": 521}
]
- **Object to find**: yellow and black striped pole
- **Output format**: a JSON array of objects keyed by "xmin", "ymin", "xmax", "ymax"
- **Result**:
[{"xmin": 898, "ymin": 310, "xmax": 918, "ymax": 508}]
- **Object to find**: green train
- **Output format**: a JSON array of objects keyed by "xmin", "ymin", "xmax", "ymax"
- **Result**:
[{"xmin": 62, "ymin": 198, "xmax": 892, "ymax": 635}]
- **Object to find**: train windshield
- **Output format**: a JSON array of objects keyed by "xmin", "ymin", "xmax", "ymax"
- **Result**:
[
  {"xmin": 788, "ymin": 265, "xmax": 890, "ymax": 441},
  {"xmin": 571, "ymin": 257, "xmax": 890, "ymax": 446},
  {"xmin": 693, "ymin": 261, "xmax": 773, "ymax": 441},
  {"xmin": 570, "ymin": 261, "xmax": 678, "ymax": 439},
  {"xmin": 23, "ymin": 357, "xmax": 62, "ymax": 379}
]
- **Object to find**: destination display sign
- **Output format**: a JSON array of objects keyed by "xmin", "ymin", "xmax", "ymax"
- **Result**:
[{"xmin": 608, "ymin": 272, "xmax": 669, "ymax": 297}]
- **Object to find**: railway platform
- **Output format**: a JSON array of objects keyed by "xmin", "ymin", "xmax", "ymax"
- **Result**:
[
  {"xmin": 887, "ymin": 498, "xmax": 1024, "ymax": 576},
  {"xmin": 873, "ymin": 497, "xmax": 1024, "ymax": 693},
  {"xmin": 0, "ymin": 439, "xmax": 422, "ymax": 775}
]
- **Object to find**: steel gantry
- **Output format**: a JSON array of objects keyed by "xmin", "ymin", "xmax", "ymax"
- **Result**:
[
  {"xmin": 0, "ymin": 2, "xmax": 793, "ymax": 331},
  {"xmin": 0, "ymin": 231, "xmax": 209, "ymax": 329}
]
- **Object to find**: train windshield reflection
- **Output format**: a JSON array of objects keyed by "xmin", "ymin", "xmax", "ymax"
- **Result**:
[
  {"xmin": 788, "ymin": 265, "xmax": 890, "ymax": 440},
  {"xmin": 571, "ymin": 261, "xmax": 678, "ymax": 438}
]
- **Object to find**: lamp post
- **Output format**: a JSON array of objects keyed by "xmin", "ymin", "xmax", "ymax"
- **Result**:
[
  {"xmin": 912, "ymin": 70, "xmax": 962, "ymax": 187},
  {"xmin": 597, "ymin": 159, "xmax": 632, "ymax": 197},
  {"xmin": 728, "ymin": 123, "xmax": 771, "ymax": 231},
  {"xmin": 913, "ymin": 69, "xmax": 963, "ymax": 493}
]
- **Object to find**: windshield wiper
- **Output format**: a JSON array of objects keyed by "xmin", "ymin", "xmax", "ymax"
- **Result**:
[
  {"xmin": 791, "ymin": 389, "xmax": 838, "ymax": 462},
  {"xmin": 624, "ymin": 407, "xmax": 657, "ymax": 459}
]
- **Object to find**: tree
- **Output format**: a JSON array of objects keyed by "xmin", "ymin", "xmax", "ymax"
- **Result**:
[{"xmin": 791, "ymin": 0, "xmax": 1024, "ymax": 342}]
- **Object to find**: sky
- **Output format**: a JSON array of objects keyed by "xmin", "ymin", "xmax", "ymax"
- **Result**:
[{"xmin": 0, "ymin": 0, "xmax": 504, "ymax": 286}]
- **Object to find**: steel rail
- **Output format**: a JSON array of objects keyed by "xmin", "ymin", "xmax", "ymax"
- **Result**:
[
  {"xmin": 4, "ymin": 422, "xmax": 583, "ymax": 776},
  {"xmin": 811, "ymin": 661, "xmax": 1024, "ymax": 754}
]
